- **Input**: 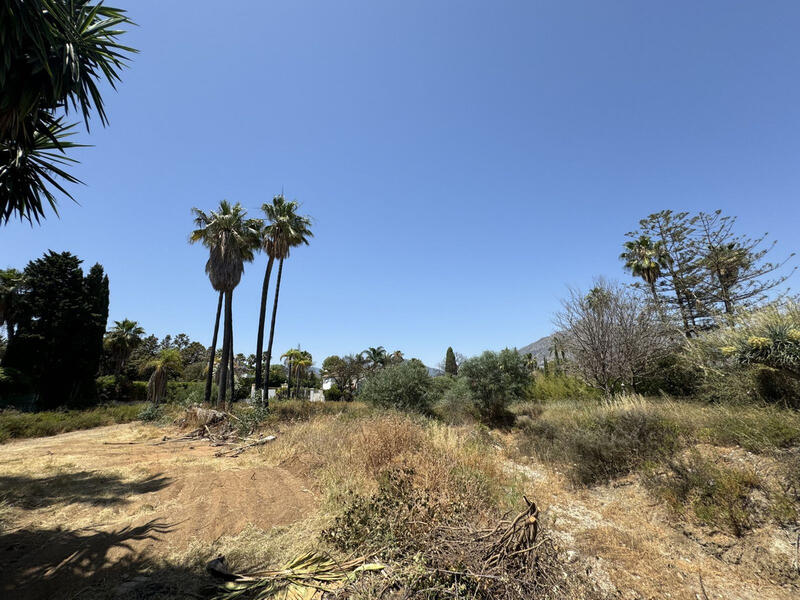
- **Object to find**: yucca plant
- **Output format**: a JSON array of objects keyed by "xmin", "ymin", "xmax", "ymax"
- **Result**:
[
  {"xmin": 691, "ymin": 302, "xmax": 800, "ymax": 378},
  {"xmin": 0, "ymin": 0, "xmax": 136, "ymax": 223}
]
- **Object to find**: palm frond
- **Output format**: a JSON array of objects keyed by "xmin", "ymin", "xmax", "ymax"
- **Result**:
[{"xmin": 211, "ymin": 552, "xmax": 384, "ymax": 600}]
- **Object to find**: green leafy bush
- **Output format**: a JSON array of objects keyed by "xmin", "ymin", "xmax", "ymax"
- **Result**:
[
  {"xmin": 459, "ymin": 349, "xmax": 530, "ymax": 424},
  {"xmin": 431, "ymin": 377, "xmax": 477, "ymax": 424},
  {"xmin": 324, "ymin": 384, "xmax": 343, "ymax": 402},
  {"xmin": 137, "ymin": 403, "xmax": 162, "ymax": 422},
  {"xmin": 166, "ymin": 381, "xmax": 208, "ymax": 406},
  {"xmin": 358, "ymin": 361, "xmax": 431, "ymax": 413},
  {"xmin": 528, "ymin": 373, "xmax": 600, "ymax": 402}
]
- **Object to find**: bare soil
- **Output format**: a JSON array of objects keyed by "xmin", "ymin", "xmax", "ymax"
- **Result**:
[{"xmin": 0, "ymin": 423, "xmax": 316, "ymax": 599}]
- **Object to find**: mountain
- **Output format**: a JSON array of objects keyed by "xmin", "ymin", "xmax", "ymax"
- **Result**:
[{"xmin": 517, "ymin": 335, "xmax": 554, "ymax": 361}]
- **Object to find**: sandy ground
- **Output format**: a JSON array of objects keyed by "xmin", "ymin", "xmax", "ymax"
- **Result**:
[{"xmin": 0, "ymin": 423, "xmax": 316, "ymax": 599}]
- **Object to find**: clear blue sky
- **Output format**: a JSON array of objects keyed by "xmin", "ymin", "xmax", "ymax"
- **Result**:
[{"xmin": 3, "ymin": 1, "xmax": 799, "ymax": 367}]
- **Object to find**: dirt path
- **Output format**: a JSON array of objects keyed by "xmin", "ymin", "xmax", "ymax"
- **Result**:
[{"xmin": 0, "ymin": 423, "xmax": 316, "ymax": 599}]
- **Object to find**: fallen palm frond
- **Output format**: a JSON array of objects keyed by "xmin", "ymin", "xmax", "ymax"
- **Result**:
[{"xmin": 208, "ymin": 552, "xmax": 384, "ymax": 599}]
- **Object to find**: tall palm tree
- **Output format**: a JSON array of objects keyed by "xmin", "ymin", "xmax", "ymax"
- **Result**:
[
  {"xmin": 620, "ymin": 235, "xmax": 672, "ymax": 307},
  {"xmin": 190, "ymin": 201, "xmax": 260, "ymax": 407},
  {"xmin": 293, "ymin": 351, "xmax": 313, "ymax": 396},
  {"xmin": 281, "ymin": 348, "xmax": 303, "ymax": 397},
  {"xmin": 260, "ymin": 196, "xmax": 313, "ymax": 399},
  {"xmin": 104, "ymin": 318, "xmax": 144, "ymax": 380},
  {"xmin": 144, "ymin": 349, "xmax": 182, "ymax": 405}
]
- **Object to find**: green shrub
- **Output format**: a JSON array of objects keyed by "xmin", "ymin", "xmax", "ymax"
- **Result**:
[
  {"xmin": 181, "ymin": 361, "xmax": 207, "ymax": 381},
  {"xmin": 130, "ymin": 381, "xmax": 147, "ymax": 401},
  {"xmin": 432, "ymin": 377, "xmax": 477, "ymax": 424},
  {"xmin": 95, "ymin": 375, "xmax": 117, "ymax": 402},
  {"xmin": 459, "ymin": 349, "xmax": 530, "ymax": 424},
  {"xmin": 358, "ymin": 361, "xmax": 431, "ymax": 413},
  {"xmin": 528, "ymin": 373, "xmax": 600, "ymax": 402},
  {"xmin": 166, "ymin": 381, "xmax": 209, "ymax": 406},
  {"xmin": 137, "ymin": 403, "xmax": 162, "ymax": 422},
  {"xmin": 635, "ymin": 352, "xmax": 702, "ymax": 397},
  {"xmin": 94, "ymin": 376, "xmax": 148, "ymax": 402},
  {"xmin": 324, "ymin": 384, "xmax": 343, "ymax": 402}
]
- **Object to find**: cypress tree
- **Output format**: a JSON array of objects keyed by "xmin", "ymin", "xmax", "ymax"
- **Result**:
[
  {"xmin": 445, "ymin": 346, "xmax": 458, "ymax": 375},
  {"xmin": 3, "ymin": 252, "xmax": 109, "ymax": 407}
]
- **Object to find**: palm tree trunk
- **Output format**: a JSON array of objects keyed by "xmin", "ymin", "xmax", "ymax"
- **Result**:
[
  {"xmin": 263, "ymin": 257, "xmax": 284, "ymax": 398},
  {"xmin": 254, "ymin": 256, "xmax": 275, "ymax": 391},
  {"xmin": 205, "ymin": 291, "xmax": 223, "ymax": 405},
  {"xmin": 217, "ymin": 291, "xmax": 232, "ymax": 407},
  {"xmin": 228, "ymin": 306, "xmax": 235, "ymax": 409},
  {"xmin": 287, "ymin": 358, "xmax": 292, "ymax": 398}
]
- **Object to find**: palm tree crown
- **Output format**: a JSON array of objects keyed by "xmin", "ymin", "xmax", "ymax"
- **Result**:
[
  {"xmin": 621, "ymin": 235, "xmax": 671, "ymax": 287},
  {"xmin": 262, "ymin": 195, "xmax": 314, "ymax": 261},
  {"xmin": 105, "ymin": 318, "xmax": 144, "ymax": 375},
  {"xmin": 190, "ymin": 200, "xmax": 261, "ymax": 292}
]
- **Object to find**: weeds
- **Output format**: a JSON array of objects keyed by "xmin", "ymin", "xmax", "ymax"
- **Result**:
[
  {"xmin": 645, "ymin": 451, "xmax": 763, "ymax": 536},
  {"xmin": 519, "ymin": 396, "xmax": 682, "ymax": 485}
]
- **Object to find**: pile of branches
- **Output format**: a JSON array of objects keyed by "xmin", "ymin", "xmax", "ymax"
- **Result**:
[
  {"xmin": 396, "ymin": 497, "xmax": 583, "ymax": 600},
  {"xmin": 323, "ymin": 470, "xmax": 588, "ymax": 599},
  {"xmin": 172, "ymin": 406, "xmax": 276, "ymax": 458}
]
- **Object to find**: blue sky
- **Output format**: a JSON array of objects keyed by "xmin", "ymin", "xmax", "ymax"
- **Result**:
[{"xmin": 3, "ymin": 1, "xmax": 800, "ymax": 367}]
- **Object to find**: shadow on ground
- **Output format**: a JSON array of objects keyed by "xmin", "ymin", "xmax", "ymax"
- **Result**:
[
  {"xmin": 0, "ymin": 471, "xmax": 171, "ymax": 509},
  {"xmin": 2, "ymin": 519, "xmax": 216, "ymax": 599}
]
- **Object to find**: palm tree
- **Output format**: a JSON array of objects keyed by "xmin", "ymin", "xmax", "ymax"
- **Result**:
[
  {"xmin": 705, "ymin": 243, "xmax": 749, "ymax": 314},
  {"xmin": 190, "ymin": 201, "xmax": 260, "ymax": 407},
  {"xmin": 0, "ymin": 269, "xmax": 24, "ymax": 343},
  {"xmin": 261, "ymin": 195, "xmax": 313, "ymax": 399},
  {"xmin": 104, "ymin": 319, "xmax": 144, "ymax": 381},
  {"xmin": 281, "ymin": 348, "xmax": 303, "ymax": 397},
  {"xmin": 293, "ymin": 352, "xmax": 313, "ymax": 397},
  {"xmin": 144, "ymin": 349, "xmax": 182, "ymax": 405},
  {"xmin": 621, "ymin": 235, "xmax": 671, "ymax": 307},
  {"xmin": 362, "ymin": 346, "xmax": 387, "ymax": 370}
]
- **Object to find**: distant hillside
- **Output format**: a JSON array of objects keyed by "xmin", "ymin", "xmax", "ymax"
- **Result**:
[{"xmin": 517, "ymin": 335, "xmax": 554, "ymax": 361}]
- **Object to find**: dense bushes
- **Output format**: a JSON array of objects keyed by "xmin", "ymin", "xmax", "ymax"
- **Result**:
[
  {"xmin": 459, "ymin": 349, "xmax": 530, "ymax": 423},
  {"xmin": 324, "ymin": 384, "xmax": 343, "ymax": 402},
  {"xmin": 359, "ymin": 361, "xmax": 431, "ymax": 412},
  {"xmin": 528, "ymin": 373, "xmax": 600, "ymax": 402},
  {"xmin": 95, "ymin": 376, "xmax": 147, "ymax": 402}
]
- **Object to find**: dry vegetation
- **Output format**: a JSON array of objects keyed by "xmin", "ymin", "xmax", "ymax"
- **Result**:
[{"xmin": 0, "ymin": 398, "xmax": 798, "ymax": 599}]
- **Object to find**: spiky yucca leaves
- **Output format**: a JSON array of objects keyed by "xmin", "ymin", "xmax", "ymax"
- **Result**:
[
  {"xmin": 690, "ymin": 302, "xmax": 800, "ymax": 378},
  {"xmin": 213, "ymin": 552, "xmax": 384, "ymax": 600},
  {"xmin": 0, "ymin": 1, "xmax": 136, "ymax": 223}
]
